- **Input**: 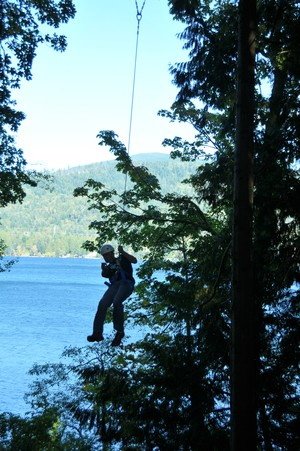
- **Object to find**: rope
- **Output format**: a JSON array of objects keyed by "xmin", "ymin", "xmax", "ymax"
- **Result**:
[{"xmin": 124, "ymin": 0, "xmax": 147, "ymax": 194}]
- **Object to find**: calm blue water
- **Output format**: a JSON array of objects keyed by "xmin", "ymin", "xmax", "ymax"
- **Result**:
[{"xmin": 0, "ymin": 257, "xmax": 134, "ymax": 416}]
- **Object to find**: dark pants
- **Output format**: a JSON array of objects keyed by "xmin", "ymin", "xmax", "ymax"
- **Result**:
[{"xmin": 92, "ymin": 280, "xmax": 134, "ymax": 336}]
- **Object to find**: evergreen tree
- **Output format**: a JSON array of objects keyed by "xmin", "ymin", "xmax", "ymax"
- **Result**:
[
  {"xmin": 164, "ymin": 1, "xmax": 299, "ymax": 447},
  {"xmin": 74, "ymin": 0, "xmax": 299, "ymax": 447},
  {"xmin": 0, "ymin": 238, "xmax": 15, "ymax": 271},
  {"xmin": 231, "ymin": 0, "xmax": 256, "ymax": 448},
  {"xmin": 72, "ymin": 132, "xmax": 232, "ymax": 448}
]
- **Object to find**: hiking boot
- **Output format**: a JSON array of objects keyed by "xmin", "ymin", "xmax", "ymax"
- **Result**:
[
  {"xmin": 111, "ymin": 331, "xmax": 125, "ymax": 347},
  {"xmin": 87, "ymin": 334, "xmax": 104, "ymax": 342}
]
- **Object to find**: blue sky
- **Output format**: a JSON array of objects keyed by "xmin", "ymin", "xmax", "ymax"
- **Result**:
[{"xmin": 13, "ymin": 0, "xmax": 194, "ymax": 169}]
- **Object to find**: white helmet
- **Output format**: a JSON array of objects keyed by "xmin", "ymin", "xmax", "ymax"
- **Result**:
[{"xmin": 100, "ymin": 244, "xmax": 114, "ymax": 255}]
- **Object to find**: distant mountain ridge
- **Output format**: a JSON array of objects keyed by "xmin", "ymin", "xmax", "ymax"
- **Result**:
[
  {"xmin": 57, "ymin": 152, "xmax": 171, "ymax": 174},
  {"xmin": 1, "ymin": 154, "xmax": 200, "ymax": 257},
  {"xmin": 130, "ymin": 152, "xmax": 171, "ymax": 162}
]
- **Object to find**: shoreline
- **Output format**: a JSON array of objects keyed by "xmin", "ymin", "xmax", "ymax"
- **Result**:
[{"xmin": 4, "ymin": 254, "xmax": 99, "ymax": 260}]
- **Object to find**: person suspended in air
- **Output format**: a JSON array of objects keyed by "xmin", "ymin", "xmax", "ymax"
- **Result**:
[{"xmin": 87, "ymin": 244, "xmax": 137, "ymax": 347}]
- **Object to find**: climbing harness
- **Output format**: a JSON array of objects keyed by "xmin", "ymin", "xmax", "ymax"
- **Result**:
[{"xmin": 124, "ymin": 0, "xmax": 147, "ymax": 194}]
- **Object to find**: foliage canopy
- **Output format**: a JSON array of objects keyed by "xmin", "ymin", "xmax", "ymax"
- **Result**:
[{"xmin": 0, "ymin": 0, "xmax": 76, "ymax": 207}]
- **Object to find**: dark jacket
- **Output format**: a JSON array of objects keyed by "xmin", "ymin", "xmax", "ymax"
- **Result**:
[{"xmin": 101, "ymin": 255, "xmax": 135, "ymax": 284}]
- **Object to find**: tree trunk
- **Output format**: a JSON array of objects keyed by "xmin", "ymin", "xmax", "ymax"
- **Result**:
[{"xmin": 231, "ymin": 0, "xmax": 257, "ymax": 449}]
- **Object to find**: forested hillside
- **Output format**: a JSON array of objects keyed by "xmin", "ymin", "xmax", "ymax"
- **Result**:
[{"xmin": 0, "ymin": 154, "xmax": 199, "ymax": 256}]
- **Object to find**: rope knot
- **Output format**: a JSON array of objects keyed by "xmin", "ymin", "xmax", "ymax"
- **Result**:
[{"xmin": 135, "ymin": 0, "xmax": 146, "ymax": 22}]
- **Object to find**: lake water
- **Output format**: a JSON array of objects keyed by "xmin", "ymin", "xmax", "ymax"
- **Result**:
[{"xmin": 0, "ymin": 257, "xmax": 139, "ymax": 416}]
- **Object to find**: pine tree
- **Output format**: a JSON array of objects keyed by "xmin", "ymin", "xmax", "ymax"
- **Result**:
[
  {"xmin": 231, "ymin": 1, "xmax": 256, "ymax": 449},
  {"xmin": 73, "ymin": 0, "xmax": 299, "ymax": 447}
]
